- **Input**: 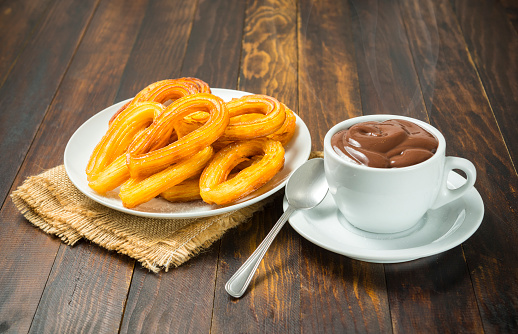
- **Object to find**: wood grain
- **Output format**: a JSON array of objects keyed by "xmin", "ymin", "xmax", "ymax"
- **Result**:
[
  {"xmin": 119, "ymin": 254, "xmax": 219, "ymax": 334},
  {"xmin": 118, "ymin": 1, "xmax": 246, "ymax": 332},
  {"xmin": 181, "ymin": 0, "xmax": 246, "ymax": 89},
  {"xmin": 385, "ymin": 249, "xmax": 484, "ymax": 333},
  {"xmin": 350, "ymin": 0, "xmax": 484, "ymax": 332},
  {"xmin": 349, "ymin": 0, "xmax": 428, "ymax": 121},
  {"xmin": 0, "ymin": 0, "xmax": 100, "ymax": 332},
  {"xmin": 297, "ymin": 0, "xmax": 391, "ymax": 332},
  {"xmin": 451, "ymin": 0, "xmax": 518, "ymax": 170},
  {"xmin": 298, "ymin": 0, "xmax": 362, "ymax": 151},
  {"xmin": 115, "ymin": 0, "xmax": 197, "ymax": 102},
  {"xmin": 0, "ymin": 202, "xmax": 63, "ymax": 334},
  {"xmin": 29, "ymin": 244, "xmax": 133, "ymax": 334},
  {"xmin": 0, "ymin": 0, "xmax": 98, "ymax": 205},
  {"xmin": 0, "ymin": 0, "xmax": 54, "ymax": 86},
  {"xmin": 238, "ymin": 0, "xmax": 298, "ymax": 107},
  {"xmin": 0, "ymin": 0, "xmax": 517, "ymax": 332},
  {"xmin": 213, "ymin": 198, "xmax": 300, "ymax": 333},
  {"xmin": 401, "ymin": 0, "xmax": 518, "ymax": 332},
  {"xmin": 212, "ymin": 3, "xmax": 298, "ymax": 331},
  {"xmin": 300, "ymin": 239, "xmax": 390, "ymax": 333},
  {"xmin": 449, "ymin": 1, "xmax": 518, "ymax": 330},
  {"xmin": 0, "ymin": 0, "xmax": 152, "ymax": 332},
  {"xmin": 498, "ymin": 0, "xmax": 518, "ymax": 33}
]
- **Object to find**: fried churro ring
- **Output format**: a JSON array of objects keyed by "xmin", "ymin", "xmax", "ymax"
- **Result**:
[
  {"xmin": 86, "ymin": 102, "xmax": 165, "ymax": 182},
  {"xmin": 109, "ymin": 77, "xmax": 210, "ymax": 125},
  {"xmin": 160, "ymin": 170, "xmax": 239, "ymax": 203},
  {"xmin": 160, "ymin": 156, "xmax": 258, "ymax": 204},
  {"xmin": 120, "ymin": 146, "xmax": 214, "ymax": 208},
  {"xmin": 127, "ymin": 93, "xmax": 229, "ymax": 178},
  {"xmin": 199, "ymin": 138, "xmax": 285, "ymax": 205},
  {"xmin": 268, "ymin": 105, "xmax": 296, "ymax": 145},
  {"xmin": 86, "ymin": 78, "xmax": 293, "ymax": 208},
  {"xmin": 219, "ymin": 94, "xmax": 286, "ymax": 141},
  {"xmin": 216, "ymin": 104, "xmax": 297, "ymax": 147},
  {"xmin": 176, "ymin": 97, "xmax": 295, "ymax": 150},
  {"xmin": 176, "ymin": 94, "xmax": 288, "ymax": 146}
]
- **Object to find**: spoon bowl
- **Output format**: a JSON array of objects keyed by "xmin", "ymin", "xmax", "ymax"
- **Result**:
[
  {"xmin": 225, "ymin": 158, "xmax": 328, "ymax": 298},
  {"xmin": 285, "ymin": 158, "xmax": 329, "ymax": 210}
]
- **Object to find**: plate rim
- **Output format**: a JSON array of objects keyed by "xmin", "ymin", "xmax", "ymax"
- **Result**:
[
  {"xmin": 286, "ymin": 172, "xmax": 484, "ymax": 263},
  {"xmin": 64, "ymin": 88, "xmax": 312, "ymax": 219}
]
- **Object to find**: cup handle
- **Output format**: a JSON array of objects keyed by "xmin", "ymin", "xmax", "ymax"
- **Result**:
[{"xmin": 431, "ymin": 157, "xmax": 476, "ymax": 210}]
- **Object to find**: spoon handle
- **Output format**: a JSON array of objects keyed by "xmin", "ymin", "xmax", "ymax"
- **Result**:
[{"xmin": 225, "ymin": 205, "xmax": 296, "ymax": 298}]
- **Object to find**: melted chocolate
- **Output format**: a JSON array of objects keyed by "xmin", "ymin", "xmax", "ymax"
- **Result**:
[{"xmin": 331, "ymin": 119, "xmax": 438, "ymax": 168}]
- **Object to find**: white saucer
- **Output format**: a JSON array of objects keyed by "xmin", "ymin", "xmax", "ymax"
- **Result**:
[{"xmin": 283, "ymin": 171, "xmax": 484, "ymax": 263}]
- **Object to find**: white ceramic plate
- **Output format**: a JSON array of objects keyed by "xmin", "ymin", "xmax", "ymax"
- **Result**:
[
  {"xmin": 64, "ymin": 88, "xmax": 311, "ymax": 218},
  {"xmin": 284, "ymin": 172, "xmax": 484, "ymax": 263}
]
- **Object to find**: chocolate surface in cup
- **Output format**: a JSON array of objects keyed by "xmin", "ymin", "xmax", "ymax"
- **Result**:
[{"xmin": 331, "ymin": 119, "xmax": 438, "ymax": 168}]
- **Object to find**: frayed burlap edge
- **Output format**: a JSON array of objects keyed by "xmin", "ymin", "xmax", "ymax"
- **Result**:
[
  {"xmin": 11, "ymin": 173, "xmax": 85, "ymax": 244},
  {"xmin": 10, "ymin": 152, "xmax": 322, "ymax": 273},
  {"xmin": 10, "ymin": 166, "xmax": 274, "ymax": 273}
]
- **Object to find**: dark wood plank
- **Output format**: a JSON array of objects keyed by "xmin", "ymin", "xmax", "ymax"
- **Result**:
[
  {"xmin": 0, "ymin": 203, "xmax": 63, "ymax": 334},
  {"xmin": 385, "ymin": 250, "xmax": 483, "ymax": 333},
  {"xmin": 388, "ymin": 0, "xmax": 487, "ymax": 331},
  {"xmin": 180, "ymin": 0, "xmax": 246, "ymax": 89},
  {"xmin": 119, "ymin": 253, "xmax": 219, "ymax": 334},
  {"xmin": 400, "ymin": 0, "xmax": 518, "ymax": 332},
  {"xmin": 297, "ymin": 0, "xmax": 391, "ymax": 332},
  {"xmin": 300, "ymin": 240, "xmax": 390, "ymax": 333},
  {"xmin": 298, "ymin": 0, "xmax": 363, "ymax": 150},
  {"xmin": 29, "ymin": 243, "xmax": 133, "ymax": 334},
  {"xmin": 0, "ymin": 0, "xmax": 152, "ymax": 332},
  {"xmin": 349, "ymin": 0, "xmax": 485, "ymax": 332},
  {"xmin": 449, "ymin": 0, "xmax": 518, "ymax": 331},
  {"xmin": 214, "ymin": 199, "xmax": 300, "ymax": 333},
  {"xmin": 118, "ymin": 0, "xmax": 246, "ymax": 333},
  {"xmin": 115, "ymin": 0, "xmax": 198, "ymax": 102},
  {"xmin": 0, "ymin": 0, "xmax": 97, "ymax": 204},
  {"xmin": 498, "ymin": 0, "xmax": 518, "ymax": 33},
  {"xmin": 211, "ymin": 0, "xmax": 299, "ymax": 332},
  {"xmin": 1, "ymin": 0, "xmax": 514, "ymax": 332},
  {"xmin": 0, "ymin": 0, "xmax": 54, "ymax": 86},
  {"xmin": 26, "ymin": 0, "xmax": 212, "ymax": 332},
  {"xmin": 237, "ymin": 0, "xmax": 298, "ymax": 107},
  {"xmin": 452, "ymin": 0, "xmax": 518, "ymax": 169},
  {"xmin": 350, "ymin": 0, "xmax": 428, "ymax": 120},
  {"xmin": 0, "ymin": 0, "xmax": 100, "ymax": 332}
]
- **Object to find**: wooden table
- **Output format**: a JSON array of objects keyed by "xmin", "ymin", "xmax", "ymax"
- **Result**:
[{"xmin": 1, "ymin": 0, "xmax": 517, "ymax": 332}]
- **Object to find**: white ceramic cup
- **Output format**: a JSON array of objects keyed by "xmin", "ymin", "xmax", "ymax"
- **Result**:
[{"xmin": 323, "ymin": 114, "xmax": 476, "ymax": 234}]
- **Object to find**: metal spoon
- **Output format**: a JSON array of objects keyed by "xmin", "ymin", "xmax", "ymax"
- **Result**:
[{"xmin": 225, "ymin": 158, "xmax": 328, "ymax": 298}]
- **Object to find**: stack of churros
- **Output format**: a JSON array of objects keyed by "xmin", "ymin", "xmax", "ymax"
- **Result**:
[{"xmin": 86, "ymin": 78, "xmax": 296, "ymax": 208}]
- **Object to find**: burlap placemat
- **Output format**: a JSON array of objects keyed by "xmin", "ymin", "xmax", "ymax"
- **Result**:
[{"xmin": 10, "ymin": 152, "xmax": 323, "ymax": 273}]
